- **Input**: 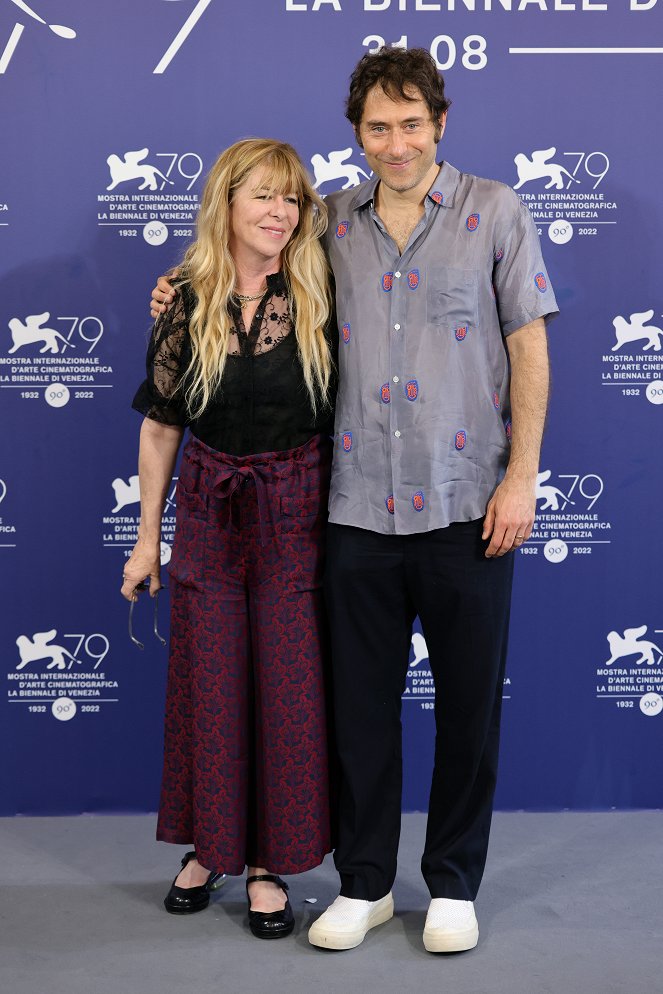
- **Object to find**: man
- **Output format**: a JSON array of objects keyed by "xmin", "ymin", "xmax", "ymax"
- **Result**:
[
  {"xmin": 151, "ymin": 47, "xmax": 557, "ymax": 954},
  {"xmin": 309, "ymin": 47, "xmax": 557, "ymax": 954}
]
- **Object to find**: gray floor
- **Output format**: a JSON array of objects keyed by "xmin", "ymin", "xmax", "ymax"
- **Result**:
[{"xmin": 1, "ymin": 812, "xmax": 660, "ymax": 994}]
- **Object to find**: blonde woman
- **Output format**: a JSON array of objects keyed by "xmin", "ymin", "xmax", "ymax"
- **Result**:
[{"xmin": 121, "ymin": 139, "xmax": 335, "ymax": 939}]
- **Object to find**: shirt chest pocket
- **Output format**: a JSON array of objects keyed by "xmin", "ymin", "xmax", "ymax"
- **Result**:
[{"xmin": 426, "ymin": 266, "xmax": 479, "ymax": 330}]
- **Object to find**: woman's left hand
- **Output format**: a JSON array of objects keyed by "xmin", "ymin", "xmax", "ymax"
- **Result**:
[{"xmin": 121, "ymin": 538, "xmax": 162, "ymax": 602}]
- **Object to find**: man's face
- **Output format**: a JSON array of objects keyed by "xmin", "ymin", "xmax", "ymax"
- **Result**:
[{"xmin": 357, "ymin": 84, "xmax": 446, "ymax": 195}]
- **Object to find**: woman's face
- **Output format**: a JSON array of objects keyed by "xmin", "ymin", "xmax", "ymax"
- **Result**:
[{"xmin": 229, "ymin": 167, "xmax": 300, "ymax": 267}]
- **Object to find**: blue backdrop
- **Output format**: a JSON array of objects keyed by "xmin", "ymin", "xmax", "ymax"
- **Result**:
[{"xmin": 2, "ymin": 0, "xmax": 662, "ymax": 815}]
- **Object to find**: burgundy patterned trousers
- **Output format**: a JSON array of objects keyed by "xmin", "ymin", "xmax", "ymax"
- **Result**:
[{"xmin": 156, "ymin": 433, "xmax": 332, "ymax": 876}]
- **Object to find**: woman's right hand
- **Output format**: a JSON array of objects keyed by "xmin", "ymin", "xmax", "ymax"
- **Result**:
[
  {"xmin": 150, "ymin": 269, "xmax": 180, "ymax": 319},
  {"xmin": 121, "ymin": 537, "xmax": 162, "ymax": 602}
]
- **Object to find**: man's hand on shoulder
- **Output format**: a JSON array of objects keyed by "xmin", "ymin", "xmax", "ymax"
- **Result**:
[{"xmin": 150, "ymin": 268, "xmax": 180, "ymax": 319}]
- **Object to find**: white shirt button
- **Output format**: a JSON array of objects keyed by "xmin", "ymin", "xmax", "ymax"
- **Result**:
[
  {"xmin": 394, "ymin": 323, "xmax": 401, "ymax": 331},
  {"xmin": 395, "ymin": 271, "xmax": 401, "ymax": 278},
  {"xmin": 394, "ymin": 430, "xmax": 401, "ymax": 438},
  {"xmin": 393, "ymin": 376, "xmax": 399, "ymax": 383}
]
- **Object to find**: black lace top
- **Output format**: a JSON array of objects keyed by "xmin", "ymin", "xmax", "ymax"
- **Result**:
[{"xmin": 132, "ymin": 272, "xmax": 336, "ymax": 456}]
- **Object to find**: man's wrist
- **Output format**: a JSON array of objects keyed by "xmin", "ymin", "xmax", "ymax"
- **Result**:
[{"xmin": 503, "ymin": 465, "xmax": 538, "ymax": 486}]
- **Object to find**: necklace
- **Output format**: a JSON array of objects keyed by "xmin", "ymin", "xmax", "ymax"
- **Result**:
[{"xmin": 234, "ymin": 284, "xmax": 267, "ymax": 306}]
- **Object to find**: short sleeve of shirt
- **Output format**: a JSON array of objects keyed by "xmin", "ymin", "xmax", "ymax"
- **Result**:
[
  {"xmin": 131, "ymin": 287, "xmax": 192, "ymax": 426},
  {"xmin": 493, "ymin": 194, "xmax": 559, "ymax": 336}
]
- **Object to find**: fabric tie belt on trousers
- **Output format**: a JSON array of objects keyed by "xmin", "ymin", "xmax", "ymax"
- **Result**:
[{"xmin": 208, "ymin": 463, "xmax": 273, "ymax": 546}]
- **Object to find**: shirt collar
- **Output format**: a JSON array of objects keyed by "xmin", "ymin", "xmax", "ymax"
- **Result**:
[
  {"xmin": 425, "ymin": 161, "xmax": 460, "ymax": 210},
  {"xmin": 348, "ymin": 161, "xmax": 461, "ymax": 214},
  {"xmin": 349, "ymin": 173, "xmax": 380, "ymax": 212}
]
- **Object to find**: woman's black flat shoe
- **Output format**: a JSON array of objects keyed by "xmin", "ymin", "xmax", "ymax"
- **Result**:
[
  {"xmin": 164, "ymin": 851, "xmax": 226, "ymax": 915},
  {"xmin": 246, "ymin": 874, "xmax": 295, "ymax": 939}
]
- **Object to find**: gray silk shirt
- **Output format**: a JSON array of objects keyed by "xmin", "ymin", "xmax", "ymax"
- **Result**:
[{"xmin": 323, "ymin": 161, "xmax": 559, "ymax": 536}]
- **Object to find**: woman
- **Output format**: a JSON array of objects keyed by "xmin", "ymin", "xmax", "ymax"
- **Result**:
[{"xmin": 121, "ymin": 139, "xmax": 335, "ymax": 939}]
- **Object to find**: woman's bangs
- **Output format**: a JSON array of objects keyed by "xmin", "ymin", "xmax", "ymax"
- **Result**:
[{"xmin": 250, "ymin": 153, "xmax": 306, "ymax": 202}]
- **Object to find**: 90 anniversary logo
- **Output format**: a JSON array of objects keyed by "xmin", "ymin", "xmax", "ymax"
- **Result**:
[
  {"xmin": 523, "ymin": 468, "xmax": 611, "ymax": 565},
  {"xmin": 514, "ymin": 146, "xmax": 617, "ymax": 247},
  {"xmin": 601, "ymin": 308, "xmax": 663, "ymax": 406},
  {"xmin": 1, "ymin": 311, "xmax": 111, "ymax": 406},
  {"xmin": 97, "ymin": 148, "xmax": 203, "ymax": 246},
  {"xmin": 596, "ymin": 624, "xmax": 663, "ymax": 717},
  {"xmin": 6, "ymin": 628, "xmax": 116, "ymax": 722}
]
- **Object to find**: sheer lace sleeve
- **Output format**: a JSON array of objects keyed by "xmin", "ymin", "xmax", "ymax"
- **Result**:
[{"xmin": 131, "ymin": 288, "xmax": 193, "ymax": 426}]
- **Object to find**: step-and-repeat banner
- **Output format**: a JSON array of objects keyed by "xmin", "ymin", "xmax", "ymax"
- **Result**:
[{"xmin": 1, "ymin": 0, "xmax": 662, "ymax": 815}]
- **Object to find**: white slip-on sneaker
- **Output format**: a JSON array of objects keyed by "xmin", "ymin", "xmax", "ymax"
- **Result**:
[
  {"xmin": 422, "ymin": 898, "xmax": 479, "ymax": 953},
  {"xmin": 308, "ymin": 893, "xmax": 394, "ymax": 950}
]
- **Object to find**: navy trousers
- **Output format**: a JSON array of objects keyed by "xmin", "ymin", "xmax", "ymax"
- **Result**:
[{"xmin": 324, "ymin": 519, "xmax": 514, "ymax": 901}]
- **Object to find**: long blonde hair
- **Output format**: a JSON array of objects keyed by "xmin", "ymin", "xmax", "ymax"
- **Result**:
[{"xmin": 178, "ymin": 138, "xmax": 332, "ymax": 419}]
